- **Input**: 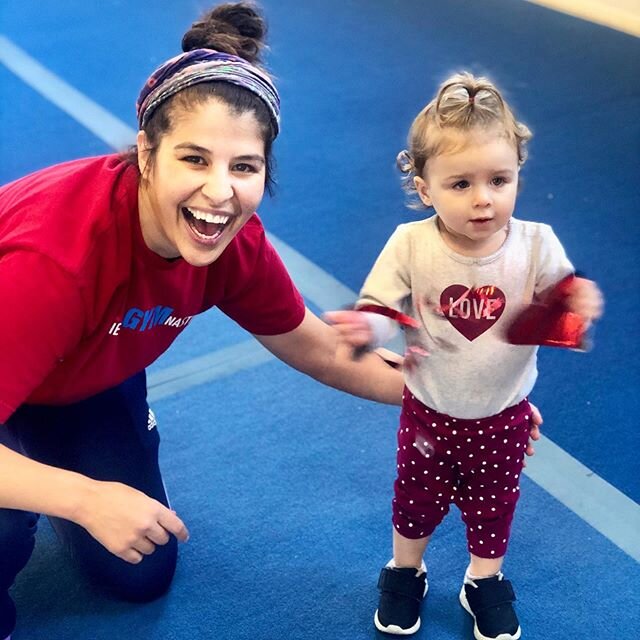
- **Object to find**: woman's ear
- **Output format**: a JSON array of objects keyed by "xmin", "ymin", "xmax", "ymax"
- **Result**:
[
  {"xmin": 414, "ymin": 175, "xmax": 432, "ymax": 207},
  {"xmin": 136, "ymin": 130, "xmax": 151, "ymax": 176}
]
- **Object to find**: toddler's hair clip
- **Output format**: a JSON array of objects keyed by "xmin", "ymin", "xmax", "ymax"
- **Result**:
[{"xmin": 396, "ymin": 149, "xmax": 414, "ymax": 174}]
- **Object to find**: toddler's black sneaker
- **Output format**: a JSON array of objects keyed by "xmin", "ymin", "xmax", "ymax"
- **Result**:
[
  {"xmin": 459, "ymin": 572, "xmax": 521, "ymax": 640},
  {"xmin": 374, "ymin": 563, "xmax": 428, "ymax": 635}
]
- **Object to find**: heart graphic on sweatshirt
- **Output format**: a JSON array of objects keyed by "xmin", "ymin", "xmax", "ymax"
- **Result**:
[{"xmin": 439, "ymin": 285, "xmax": 506, "ymax": 341}]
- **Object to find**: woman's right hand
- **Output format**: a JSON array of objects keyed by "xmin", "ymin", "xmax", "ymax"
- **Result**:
[
  {"xmin": 74, "ymin": 479, "xmax": 189, "ymax": 564},
  {"xmin": 323, "ymin": 309, "xmax": 374, "ymax": 348}
]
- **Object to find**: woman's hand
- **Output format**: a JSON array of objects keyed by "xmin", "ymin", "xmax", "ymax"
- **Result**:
[
  {"xmin": 74, "ymin": 480, "xmax": 189, "ymax": 564},
  {"xmin": 323, "ymin": 309, "xmax": 374, "ymax": 348},
  {"xmin": 0, "ymin": 444, "xmax": 189, "ymax": 564}
]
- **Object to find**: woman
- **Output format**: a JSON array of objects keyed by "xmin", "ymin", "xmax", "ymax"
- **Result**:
[{"xmin": 0, "ymin": 4, "xmax": 540, "ymax": 638}]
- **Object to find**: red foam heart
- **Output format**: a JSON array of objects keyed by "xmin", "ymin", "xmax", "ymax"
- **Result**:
[{"xmin": 440, "ymin": 285, "xmax": 506, "ymax": 341}]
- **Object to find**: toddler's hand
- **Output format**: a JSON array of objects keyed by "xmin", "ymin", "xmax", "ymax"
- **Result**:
[
  {"xmin": 523, "ymin": 402, "xmax": 543, "ymax": 468},
  {"xmin": 323, "ymin": 309, "xmax": 374, "ymax": 348},
  {"xmin": 565, "ymin": 277, "xmax": 603, "ymax": 325}
]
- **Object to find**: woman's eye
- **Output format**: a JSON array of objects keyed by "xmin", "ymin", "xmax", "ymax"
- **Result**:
[
  {"xmin": 182, "ymin": 155, "xmax": 205, "ymax": 165},
  {"xmin": 234, "ymin": 163, "xmax": 258, "ymax": 173}
]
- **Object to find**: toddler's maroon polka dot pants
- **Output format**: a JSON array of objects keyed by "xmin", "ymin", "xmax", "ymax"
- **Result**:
[{"xmin": 392, "ymin": 389, "xmax": 531, "ymax": 558}]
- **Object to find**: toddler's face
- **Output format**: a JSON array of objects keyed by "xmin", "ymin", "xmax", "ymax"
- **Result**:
[{"xmin": 414, "ymin": 131, "xmax": 519, "ymax": 256}]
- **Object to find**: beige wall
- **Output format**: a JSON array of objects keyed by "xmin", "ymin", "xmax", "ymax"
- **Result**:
[{"xmin": 524, "ymin": 0, "xmax": 640, "ymax": 36}]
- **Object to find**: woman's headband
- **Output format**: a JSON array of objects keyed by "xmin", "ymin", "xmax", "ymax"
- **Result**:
[{"xmin": 136, "ymin": 49, "xmax": 280, "ymax": 137}]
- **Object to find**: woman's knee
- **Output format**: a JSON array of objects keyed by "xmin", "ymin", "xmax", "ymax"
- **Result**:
[
  {"xmin": 112, "ymin": 539, "xmax": 178, "ymax": 602},
  {"xmin": 0, "ymin": 509, "xmax": 38, "ymax": 590},
  {"xmin": 77, "ymin": 534, "xmax": 179, "ymax": 603}
]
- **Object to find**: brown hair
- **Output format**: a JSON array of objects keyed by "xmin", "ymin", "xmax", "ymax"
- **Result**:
[{"xmin": 123, "ymin": 2, "xmax": 277, "ymax": 193}]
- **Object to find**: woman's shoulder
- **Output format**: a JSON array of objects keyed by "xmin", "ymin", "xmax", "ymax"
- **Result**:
[
  {"xmin": 0, "ymin": 154, "xmax": 133, "ymax": 200},
  {"xmin": 0, "ymin": 154, "xmax": 138, "ymax": 227},
  {"xmin": 0, "ymin": 154, "xmax": 139, "ymax": 275}
]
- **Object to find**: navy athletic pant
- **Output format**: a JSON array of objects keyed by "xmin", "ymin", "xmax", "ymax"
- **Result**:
[{"xmin": 0, "ymin": 372, "xmax": 177, "ymax": 637}]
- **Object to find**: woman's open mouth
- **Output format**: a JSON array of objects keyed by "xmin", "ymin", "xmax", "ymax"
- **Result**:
[{"xmin": 182, "ymin": 206, "xmax": 231, "ymax": 242}]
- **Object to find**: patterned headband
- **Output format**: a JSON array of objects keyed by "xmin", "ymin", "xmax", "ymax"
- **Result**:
[{"xmin": 136, "ymin": 49, "xmax": 280, "ymax": 137}]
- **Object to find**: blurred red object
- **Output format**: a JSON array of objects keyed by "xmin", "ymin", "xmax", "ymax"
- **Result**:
[
  {"xmin": 506, "ymin": 274, "xmax": 588, "ymax": 350},
  {"xmin": 357, "ymin": 303, "xmax": 420, "ymax": 328}
]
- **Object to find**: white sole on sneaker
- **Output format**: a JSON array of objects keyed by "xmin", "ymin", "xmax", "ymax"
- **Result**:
[
  {"xmin": 374, "ymin": 609, "xmax": 421, "ymax": 635},
  {"xmin": 373, "ymin": 580, "xmax": 429, "ymax": 635},
  {"xmin": 459, "ymin": 585, "xmax": 521, "ymax": 640}
]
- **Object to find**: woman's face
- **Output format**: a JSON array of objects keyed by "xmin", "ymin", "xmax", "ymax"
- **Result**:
[{"xmin": 137, "ymin": 99, "xmax": 266, "ymax": 266}]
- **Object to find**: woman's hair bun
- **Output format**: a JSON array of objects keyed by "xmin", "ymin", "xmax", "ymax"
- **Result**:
[{"xmin": 181, "ymin": 2, "xmax": 267, "ymax": 64}]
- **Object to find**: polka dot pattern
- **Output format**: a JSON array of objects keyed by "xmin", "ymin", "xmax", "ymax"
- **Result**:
[{"xmin": 391, "ymin": 392, "xmax": 531, "ymax": 558}]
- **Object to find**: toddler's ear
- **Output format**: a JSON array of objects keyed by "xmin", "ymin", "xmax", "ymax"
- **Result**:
[{"xmin": 414, "ymin": 176, "xmax": 432, "ymax": 207}]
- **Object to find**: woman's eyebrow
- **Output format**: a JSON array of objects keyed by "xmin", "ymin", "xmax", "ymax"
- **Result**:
[
  {"xmin": 174, "ymin": 142, "xmax": 211, "ymax": 154},
  {"xmin": 235, "ymin": 154, "xmax": 265, "ymax": 165}
]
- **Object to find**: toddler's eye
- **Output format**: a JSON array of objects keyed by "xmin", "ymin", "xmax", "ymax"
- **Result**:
[
  {"xmin": 492, "ymin": 176, "xmax": 507, "ymax": 186},
  {"xmin": 453, "ymin": 180, "xmax": 470, "ymax": 190}
]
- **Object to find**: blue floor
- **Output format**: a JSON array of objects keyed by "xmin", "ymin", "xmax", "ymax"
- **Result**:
[{"xmin": 2, "ymin": 1, "xmax": 639, "ymax": 638}]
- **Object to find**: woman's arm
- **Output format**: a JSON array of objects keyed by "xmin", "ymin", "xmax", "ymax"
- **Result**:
[
  {"xmin": 254, "ymin": 308, "xmax": 404, "ymax": 405},
  {"xmin": 0, "ymin": 252, "xmax": 189, "ymax": 563},
  {"xmin": 256, "ymin": 309, "xmax": 545, "ymax": 459}
]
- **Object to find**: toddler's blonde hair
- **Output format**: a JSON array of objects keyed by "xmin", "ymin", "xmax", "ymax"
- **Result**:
[{"xmin": 398, "ymin": 72, "xmax": 532, "ymax": 208}]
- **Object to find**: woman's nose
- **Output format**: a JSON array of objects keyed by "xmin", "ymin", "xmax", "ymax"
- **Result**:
[{"xmin": 201, "ymin": 168, "xmax": 233, "ymax": 204}]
